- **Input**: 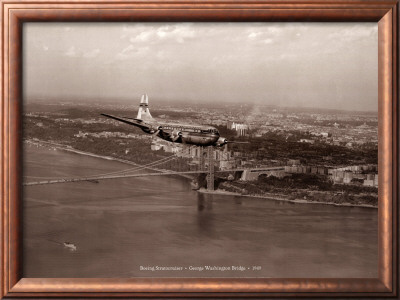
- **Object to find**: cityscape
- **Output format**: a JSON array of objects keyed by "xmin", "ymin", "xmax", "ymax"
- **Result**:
[{"xmin": 24, "ymin": 99, "xmax": 378, "ymax": 207}]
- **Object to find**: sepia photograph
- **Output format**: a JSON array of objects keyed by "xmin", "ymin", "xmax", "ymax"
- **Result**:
[{"xmin": 22, "ymin": 22, "xmax": 378, "ymax": 279}]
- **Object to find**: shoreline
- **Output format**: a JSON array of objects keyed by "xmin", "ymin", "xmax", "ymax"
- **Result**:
[
  {"xmin": 26, "ymin": 139, "xmax": 142, "ymax": 166},
  {"xmin": 24, "ymin": 139, "xmax": 193, "ymax": 180},
  {"xmin": 197, "ymin": 188, "xmax": 378, "ymax": 209}
]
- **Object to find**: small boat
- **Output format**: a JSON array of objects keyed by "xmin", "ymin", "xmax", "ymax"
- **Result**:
[{"xmin": 63, "ymin": 242, "xmax": 77, "ymax": 251}]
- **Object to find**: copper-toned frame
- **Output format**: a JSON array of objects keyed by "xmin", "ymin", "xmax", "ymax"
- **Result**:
[{"xmin": 0, "ymin": 0, "xmax": 398, "ymax": 298}]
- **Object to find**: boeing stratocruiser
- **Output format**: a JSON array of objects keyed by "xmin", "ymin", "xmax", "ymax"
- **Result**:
[{"xmin": 101, "ymin": 94, "xmax": 230, "ymax": 147}]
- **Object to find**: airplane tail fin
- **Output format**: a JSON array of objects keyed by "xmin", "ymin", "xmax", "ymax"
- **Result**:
[{"xmin": 136, "ymin": 94, "xmax": 153, "ymax": 120}]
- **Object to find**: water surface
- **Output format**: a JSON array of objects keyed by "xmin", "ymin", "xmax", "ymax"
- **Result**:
[{"xmin": 23, "ymin": 143, "xmax": 378, "ymax": 278}]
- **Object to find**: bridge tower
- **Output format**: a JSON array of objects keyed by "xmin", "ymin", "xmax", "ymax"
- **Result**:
[
  {"xmin": 199, "ymin": 146, "xmax": 206, "ymax": 171},
  {"xmin": 207, "ymin": 146, "xmax": 215, "ymax": 191}
]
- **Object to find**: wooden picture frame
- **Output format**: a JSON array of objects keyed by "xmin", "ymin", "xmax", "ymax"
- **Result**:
[{"xmin": 1, "ymin": 0, "xmax": 398, "ymax": 298}]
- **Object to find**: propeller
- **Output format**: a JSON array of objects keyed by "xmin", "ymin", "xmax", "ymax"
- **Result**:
[
  {"xmin": 171, "ymin": 131, "xmax": 182, "ymax": 142},
  {"xmin": 152, "ymin": 126, "xmax": 163, "ymax": 136}
]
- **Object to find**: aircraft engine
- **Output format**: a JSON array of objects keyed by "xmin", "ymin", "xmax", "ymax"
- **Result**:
[
  {"xmin": 150, "ymin": 126, "xmax": 163, "ymax": 135},
  {"xmin": 216, "ymin": 137, "xmax": 228, "ymax": 147},
  {"xmin": 171, "ymin": 130, "xmax": 182, "ymax": 142}
]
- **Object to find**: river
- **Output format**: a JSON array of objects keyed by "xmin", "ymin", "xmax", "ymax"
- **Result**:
[{"xmin": 23, "ymin": 143, "xmax": 378, "ymax": 278}]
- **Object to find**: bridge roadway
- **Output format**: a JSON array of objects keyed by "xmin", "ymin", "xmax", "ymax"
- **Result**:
[{"xmin": 23, "ymin": 167, "xmax": 284, "ymax": 186}]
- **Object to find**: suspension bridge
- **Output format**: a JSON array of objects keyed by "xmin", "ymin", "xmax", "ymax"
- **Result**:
[{"xmin": 24, "ymin": 143, "xmax": 284, "ymax": 190}]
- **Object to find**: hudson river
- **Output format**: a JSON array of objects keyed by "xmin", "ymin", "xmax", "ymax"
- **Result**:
[{"xmin": 23, "ymin": 143, "xmax": 378, "ymax": 278}]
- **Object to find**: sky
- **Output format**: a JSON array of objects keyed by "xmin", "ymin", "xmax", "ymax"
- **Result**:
[{"xmin": 23, "ymin": 22, "xmax": 378, "ymax": 111}]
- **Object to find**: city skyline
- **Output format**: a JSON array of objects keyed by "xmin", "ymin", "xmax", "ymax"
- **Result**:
[{"xmin": 23, "ymin": 22, "xmax": 378, "ymax": 111}]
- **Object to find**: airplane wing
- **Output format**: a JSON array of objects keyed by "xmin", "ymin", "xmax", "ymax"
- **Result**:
[{"xmin": 101, "ymin": 113, "xmax": 151, "ymax": 130}]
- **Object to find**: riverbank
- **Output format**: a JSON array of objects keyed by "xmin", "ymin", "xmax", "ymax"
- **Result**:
[
  {"xmin": 24, "ymin": 139, "xmax": 193, "ymax": 180},
  {"xmin": 197, "ymin": 188, "xmax": 378, "ymax": 209}
]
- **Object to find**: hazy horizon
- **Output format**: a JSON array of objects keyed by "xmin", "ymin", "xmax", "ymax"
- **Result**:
[{"xmin": 23, "ymin": 22, "xmax": 378, "ymax": 112}]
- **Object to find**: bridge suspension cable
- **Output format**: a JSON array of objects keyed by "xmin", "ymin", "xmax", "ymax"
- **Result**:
[
  {"xmin": 24, "ymin": 145, "xmax": 194, "ymax": 182},
  {"xmin": 85, "ymin": 145, "xmax": 193, "ymax": 177}
]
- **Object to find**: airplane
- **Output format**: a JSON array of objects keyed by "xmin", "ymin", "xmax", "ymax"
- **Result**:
[{"xmin": 101, "ymin": 94, "xmax": 234, "ymax": 147}]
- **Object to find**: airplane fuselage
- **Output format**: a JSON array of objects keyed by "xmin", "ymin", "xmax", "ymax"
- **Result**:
[{"xmin": 144, "ymin": 122, "xmax": 223, "ymax": 146}]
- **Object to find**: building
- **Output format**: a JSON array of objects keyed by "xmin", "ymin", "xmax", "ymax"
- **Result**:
[
  {"xmin": 287, "ymin": 159, "xmax": 301, "ymax": 166},
  {"xmin": 151, "ymin": 139, "xmax": 182, "ymax": 154},
  {"xmin": 299, "ymin": 139, "xmax": 315, "ymax": 144},
  {"xmin": 228, "ymin": 122, "xmax": 249, "ymax": 136}
]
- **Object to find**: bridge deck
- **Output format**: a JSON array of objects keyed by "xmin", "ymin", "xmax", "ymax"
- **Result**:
[{"xmin": 23, "ymin": 167, "xmax": 284, "ymax": 186}]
